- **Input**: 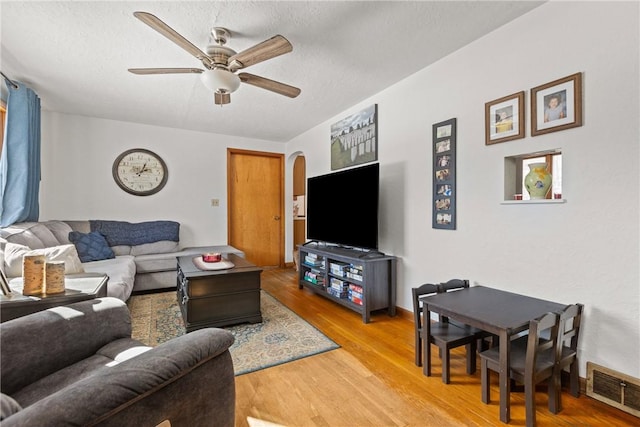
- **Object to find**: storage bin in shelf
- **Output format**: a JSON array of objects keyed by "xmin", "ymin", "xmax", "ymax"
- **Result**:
[{"xmin": 297, "ymin": 243, "xmax": 397, "ymax": 323}]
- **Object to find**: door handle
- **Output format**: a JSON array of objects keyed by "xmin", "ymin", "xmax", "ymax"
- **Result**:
[{"xmin": 274, "ymin": 215, "xmax": 281, "ymax": 220}]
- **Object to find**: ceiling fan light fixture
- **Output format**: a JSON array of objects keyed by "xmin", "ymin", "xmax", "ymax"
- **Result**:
[{"xmin": 200, "ymin": 69, "xmax": 241, "ymax": 93}]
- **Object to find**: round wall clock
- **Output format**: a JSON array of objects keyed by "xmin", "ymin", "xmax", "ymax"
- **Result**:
[{"xmin": 112, "ymin": 148, "xmax": 168, "ymax": 196}]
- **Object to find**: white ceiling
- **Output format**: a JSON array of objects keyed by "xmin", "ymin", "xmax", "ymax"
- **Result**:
[{"xmin": 1, "ymin": 1, "xmax": 544, "ymax": 142}]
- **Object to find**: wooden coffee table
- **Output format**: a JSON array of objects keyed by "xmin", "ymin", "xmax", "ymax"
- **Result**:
[
  {"xmin": 0, "ymin": 273, "xmax": 108, "ymax": 322},
  {"xmin": 176, "ymin": 253, "xmax": 263, "ymax": 332}
]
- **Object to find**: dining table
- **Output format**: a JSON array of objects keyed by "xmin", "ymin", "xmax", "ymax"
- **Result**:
[{"xmin": 421, "ymin": 285, "xmax": 566, "ymax": 423}]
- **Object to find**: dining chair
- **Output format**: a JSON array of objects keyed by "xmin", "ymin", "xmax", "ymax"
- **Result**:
[
  {"xmin": 479, "ymin": 311, "xmax": 561, "ymax": 427},
  {"xmin": 513, "ymin": 303, "xmax": 583, "ymax": 409},
  {"xmin": 412, "ymin": 283, "xmax": 478, "ymax": 384},
  {"xmin": 439, "ymin": 279, "xmax": 496, "ymax": 351},
  {"xmin": 556, "ymin": 303, "xmax": 584, "ymax": 402}
]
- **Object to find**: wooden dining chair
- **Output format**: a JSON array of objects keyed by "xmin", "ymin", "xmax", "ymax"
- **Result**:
[
  {"xmin": 556, "ymin": 303, "xmax": 584, "ymax": 403},
  {"xmin": 439, "ymin": 279, "xmax": 496, "ymax": 351},
  {"xmin": 512, "ymin": 303, "xmax": 584, "ymax": 410},
  {"xmin": 479, "ymin": 311, "xmax": 561, "ymax": 427},
  {"xmin": 412, "ymin": 284, "xmax": 439, "ymax": 367},
  {"xmin": 412, "ymin": 283, "xmax": 478, "ymax": 384}
]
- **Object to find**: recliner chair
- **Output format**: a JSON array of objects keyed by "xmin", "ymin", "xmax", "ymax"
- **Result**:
[{"xmin": 0, "ymin": 297, "xmax": 236, "ymax": 426}]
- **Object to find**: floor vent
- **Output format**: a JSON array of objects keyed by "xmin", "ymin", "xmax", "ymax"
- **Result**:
[{"xmin": 586, "ymin": 362, "xmax": 640, "ymax": 418}]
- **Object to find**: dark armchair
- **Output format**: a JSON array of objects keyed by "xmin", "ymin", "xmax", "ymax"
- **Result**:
[{"xmin": 0, "ymin": 297, "xmax": 236, "ymax": 427}]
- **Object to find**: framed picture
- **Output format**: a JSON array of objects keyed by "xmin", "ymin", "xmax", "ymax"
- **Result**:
[
  {"xmin": 485, "ymin": 91, "xmax": 525, "ymax": 145},
  {"xmin": 330, "ymin": 104, "xmax": 378, "ymax": 170},
  {"xmin": 531, "ymin": 72, "xmax": 583, "ymax": 136},
  {"xmin": 293, "ymin": 195, "xmax": 305, "ymax": 218},
  {"xmin": 0, "ymin": 268, "xmax": 11, "ymax": 295},
  {"xmin": 432, "ymin": 118, "xmax": 456, "ymax": 230}
]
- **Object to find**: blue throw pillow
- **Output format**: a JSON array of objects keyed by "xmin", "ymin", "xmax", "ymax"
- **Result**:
[{"xmin": 68, "ymin": 231, "xmax": 115, "ymax": 263}]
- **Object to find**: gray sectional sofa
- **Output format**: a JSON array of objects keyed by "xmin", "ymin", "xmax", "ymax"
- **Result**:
[{"xmin": 0, "ymin": 220, "xmax": 244, "ymax": 301}]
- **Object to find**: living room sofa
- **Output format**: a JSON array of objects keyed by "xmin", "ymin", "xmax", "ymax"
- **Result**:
[
  {"xmin": 0, "ymin": 297, "xmax": 236, "ymax": 426},
  {"xmin": 0, "ymin": 220, "xmax": 244, "ymax": 301}
]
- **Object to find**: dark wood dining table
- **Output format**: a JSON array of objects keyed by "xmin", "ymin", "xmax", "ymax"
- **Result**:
[{"xmin": 421, "ymin": 285, "xmax": 566, "ymax": 423}]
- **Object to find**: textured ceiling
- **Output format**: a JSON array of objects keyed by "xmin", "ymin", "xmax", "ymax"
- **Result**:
[{"xmin": 1, "ymin": 1, "xmax": 544, "ymax": 142}]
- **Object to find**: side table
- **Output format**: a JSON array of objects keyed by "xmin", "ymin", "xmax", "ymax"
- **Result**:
[{"xmin": 0, "ymin": 273, "xmax": 108, "ymax": 322}]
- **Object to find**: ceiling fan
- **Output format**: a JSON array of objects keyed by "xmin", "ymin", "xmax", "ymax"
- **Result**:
[{"xmin": 128, "ymin": 11, "xmax": 301, "ymax": 106}]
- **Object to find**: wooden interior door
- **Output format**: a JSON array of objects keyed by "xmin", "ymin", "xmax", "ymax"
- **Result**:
[{"xmin": 228, "ymin": 149, "xmax": 284, "ymax": 267}]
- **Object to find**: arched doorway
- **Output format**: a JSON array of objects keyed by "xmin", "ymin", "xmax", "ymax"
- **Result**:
[{"xmin": 292, "ymin": 155, "xmax": 306, "ymax": 268}]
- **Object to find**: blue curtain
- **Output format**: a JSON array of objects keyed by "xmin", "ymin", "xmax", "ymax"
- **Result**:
[{"xmin": 0, "ymin": 82, "xmax": 41, "ymax": 227}]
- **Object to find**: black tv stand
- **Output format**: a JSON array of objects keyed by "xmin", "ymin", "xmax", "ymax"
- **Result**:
[
  {"xmin": 303, "ymin": 241, "xmax": 385, "ymax": 257},
  {"xmin": 297, "ymin": 244, "xmax": 397, "ymax": 323},
  {"xmin": 358, "ymin": 250, "xmax": 386, "ymax": 259}
]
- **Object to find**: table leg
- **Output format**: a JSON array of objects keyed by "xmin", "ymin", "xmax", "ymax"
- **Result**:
[
  {"xmin": 423, "ymin": 308, "xmax": 432, "ymax": 377},
  {"xmin": 388, "ymin": 259, "xmax": 397, "ymax": 316},
  {"xmin": 499, "ymin": 331, "xmax": 511, "ymax": 423}
]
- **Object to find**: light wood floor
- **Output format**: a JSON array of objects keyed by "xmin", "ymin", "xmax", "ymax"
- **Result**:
[{"xmin": 235, "ymin": 268, "xmax": 637, "ymax": 427}]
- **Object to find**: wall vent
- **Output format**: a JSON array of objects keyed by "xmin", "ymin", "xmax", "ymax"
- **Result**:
[{"xmin": 587, "ymin": 362, "xmax": 640, "ymax": 418}]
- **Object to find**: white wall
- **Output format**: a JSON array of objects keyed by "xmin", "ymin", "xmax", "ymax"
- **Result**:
[
  {"xmin": 40, "ymin": 112, "xmax": 284, "ymax": 247},
  {"xmin": 286, "ymin": 1, "xmax": 640, "ymax": 378}
]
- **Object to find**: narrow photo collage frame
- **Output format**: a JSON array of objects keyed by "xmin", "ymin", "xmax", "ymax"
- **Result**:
[{"xmin": 432, "ymin": 118, "xmax": 456, "ymax": 230}]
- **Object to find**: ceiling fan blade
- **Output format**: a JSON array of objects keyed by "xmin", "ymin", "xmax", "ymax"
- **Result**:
[
  {"xmin": 229, "ymin": 35, "xmax": 292, "ymax": 70},
  {"xmin": 238, "ymin": 73, "xmax": 301, "ymax": 98},
  {"xmin": 128, "ymin": 68, "xmax": 203, "ymax": 75},
  {"xmin": 133, "ymin": 11, "xmax": 211, "ymax": 65},
  {"xmin": 215, "ymin": 92, "xmax": 231, "ymax": 105}
]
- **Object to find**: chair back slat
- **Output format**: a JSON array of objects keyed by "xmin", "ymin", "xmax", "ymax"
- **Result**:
[
  {"xmin": 437, "ymin": 279, "xmax": 470, "ymax": 323},
  {"xmin": 412, "ymin": 284, "xmax": 440, "ymax": 329},
  {"xmin": 439, "ymin": 279, "xmax": 470, "ymax": 292},
  {"xmin": 525, "ymin": 312, "xmax": 560, "ymax": 378},
  {"xmin": 559, "ymin": 303, "xmax": 583, "ymax": 350}
]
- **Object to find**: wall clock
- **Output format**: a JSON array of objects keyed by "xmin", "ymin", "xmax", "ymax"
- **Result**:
[{"xmin": 112, "ymin": 148, "xmax": 168, "ymax": 196}]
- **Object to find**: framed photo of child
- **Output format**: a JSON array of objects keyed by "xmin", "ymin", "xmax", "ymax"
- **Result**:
[
  {"xmin": 485, "ymin": 91, "xmax": 525, "ymax": 145},
  {"xmin": 531, "ymin": 72, "xmax": 583, "ymax": 136}
]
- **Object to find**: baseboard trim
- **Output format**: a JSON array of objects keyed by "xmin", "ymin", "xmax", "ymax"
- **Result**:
[{"xmin": 396, "ymin": 306, "xmax": 413, "ymax": 321}]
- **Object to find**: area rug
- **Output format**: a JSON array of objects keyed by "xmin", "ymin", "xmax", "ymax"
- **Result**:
[{"xmin": 127, "ymin": 290, "xmax": 339, "ymax": 375}]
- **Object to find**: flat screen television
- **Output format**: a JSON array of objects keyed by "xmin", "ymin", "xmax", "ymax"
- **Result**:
[{"xmin": 306, "ymin": 162, "xmax": 379, "ymax": 250}]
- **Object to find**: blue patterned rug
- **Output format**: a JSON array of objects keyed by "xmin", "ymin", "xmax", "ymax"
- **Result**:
[{"xmin": 127, "ymin": 290, "xmax": 339, "ymax": 375}]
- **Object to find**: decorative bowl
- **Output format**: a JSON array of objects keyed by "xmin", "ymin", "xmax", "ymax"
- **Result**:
[{"xmin": 202, "ymin": 253, "xmax": 222, "ymax": 263}]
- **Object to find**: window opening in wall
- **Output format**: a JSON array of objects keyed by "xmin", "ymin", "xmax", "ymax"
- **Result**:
[{"xmin": 504, "ymin": 149, "xmax": 562, "ymax": 202}]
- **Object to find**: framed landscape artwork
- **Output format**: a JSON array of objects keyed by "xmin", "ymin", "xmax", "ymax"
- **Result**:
[
  {"xmin": 485, "ymin": 91, "xmax": 525, "ymax": 145},
  {"xmin": 432, "ymin": 118, "xmax": 456, "ymax": 230},
  {"xmin": 531, "ymin": 72, "xmax": 583, "ymax": 136},
  {"xmin": 330, "ymin": 104, "xmax": 378, "ymax": 170}
]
